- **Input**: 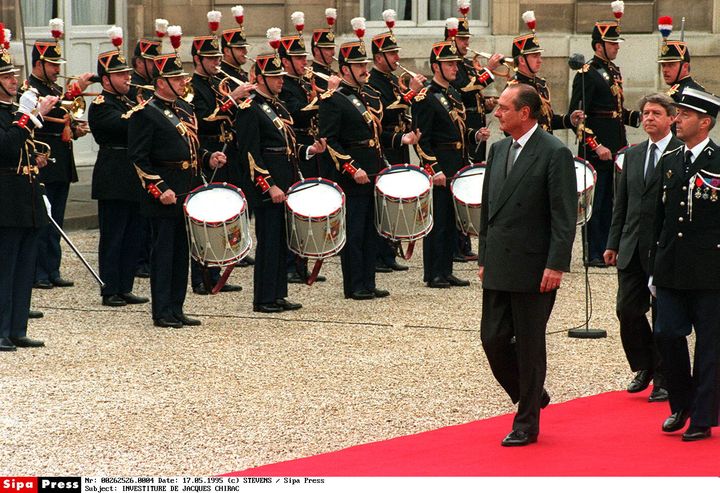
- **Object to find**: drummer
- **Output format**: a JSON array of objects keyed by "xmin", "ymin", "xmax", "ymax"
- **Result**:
[
  {"xmin": 128, "ymin": 46, "xmax": 227, "ymax": 328},
  {"xmin": 234, "ymin": 50, "xmax": 327, "ymax": 313},
  {"xmin": 318, "ymin": 23, "xmax": 391, "ymax": 301}
]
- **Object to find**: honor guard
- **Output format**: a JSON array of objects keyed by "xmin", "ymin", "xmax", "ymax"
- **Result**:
[
  {"xmin": 88, "ymin": 30, "xmax": 149, "ymax": 309},
  {"xmin": 318, "ymin": 21, "xmax": 390, "ymax": 301},
  {"xmin": 413, "ymin": 41, "xmax": 487, "ymax": 288},
  {"xmin": 128, "ymin": 47, "xmax": 227, "ymax": 328},
  {"xmin": 24, "ymin": 19, "xmax": 94, "ymax": 290},
  {"xmin": 310, "ymin": 9, "xmax": 338, "ymax": 92},
  {"xmin": 444, "ymin": 11, "xmax": 501, "ymax": 162},
  {"xmin": 235, "ymin": 48, "xmax": 324, "ymax": 312},
  {"xmin": 507, "ymin": 11, "xmax": 584, "ymax": 133},
  {"xmin": 367, "ymin": 17, "xmax": 425, "ymax": 273},
  {"xmin": 650, "ymin": 88, "xmax": 720, "ymax": 442},
  {"xmin": 657, "ymin": 16, "xmax": 705, "ymax": 103},
  {"xmin": 568, "ymin": 5, "xmax": 640, "ymax": 267},
  {"xmin": 188, "ymin": 12, "xmax": 250, "ymax": 295},
  {"xmin": 220, "ymin": 5, "xmax": 250, "ymax": 83},
  {"xmin": 128, "ymin": 34, "xmax": 160, "ymax": 104},
  {"xmin": 0, "ymin": 30, "xmax": 56, "ymax": 350}
]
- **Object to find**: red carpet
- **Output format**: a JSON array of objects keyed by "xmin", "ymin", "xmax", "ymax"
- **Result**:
[{"xmin": 229, "ymin": 390, "xmax": 720, "ymax": 476}]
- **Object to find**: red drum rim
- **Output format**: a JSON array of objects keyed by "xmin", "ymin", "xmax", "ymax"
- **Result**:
[
  {"xmin": 574, "ymin": 156, "xmax": 597, "ymax": 194},
  {"xmin": 375, "ymin": 163, "xmax": 431, "ymax": 201},
  {"xmin": 451, "ymin": 162, "xmax": 486, "ymax": 208},
  {"xmin": 614, "ymin": 144, "xmax": 636, "ymax": 172},
  {"xmin": 286, "ymin": 178, "xmax": 346, "ymax": 220},
  {"xmin": 183, "ymin": 182, "xmax": 248, "ymax": 219}
]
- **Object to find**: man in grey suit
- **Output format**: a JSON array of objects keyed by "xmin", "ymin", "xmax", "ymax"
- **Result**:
[
  {"xmin": 478, "ymin": 84, "xmax": 577, "ymax": 446},
  {"xmin": 604, "ymin": 93, "xmax": 679, "ymax": 402}
]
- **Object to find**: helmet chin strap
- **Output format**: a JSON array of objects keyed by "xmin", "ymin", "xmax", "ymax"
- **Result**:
[
  {"xmin": 259, "ymin": 75, "xmax": 278, "ymax": 97},
  {"xmin": 437, "ymin": 62, "xmax": 451, "ymax": 85},
  {"xmin": 0, "ymin": 79, "xmax": 12, "ymax": 98},
  {"xmin": 381, "ymin": 52, "xmax": 395, "ymax": 73},
  {"xmin": 230, "ymin": 48, "xmax": 242, "ymax": 67},
  {"xmin": 166, "ymin": 78, "xmax": 183, "ymax": 100},
  {"xmin": 349, "ymin": 65, "xmax": 364, "ymax": 88},
  {"xmin": 522, "ymin": 55, "xmax": 537, "ymax": 75},
  {"xmin": 319, "ymin": 48, "xmax": 332, "ymax": 67},
  {"xmin": 671, "ymin": 62, "xmax": 686, "ymax": 85}
]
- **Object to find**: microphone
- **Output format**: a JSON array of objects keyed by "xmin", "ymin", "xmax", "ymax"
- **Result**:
[{"xmin": 568, "ymin": 53, "xmax": 586, "ymax": 71}]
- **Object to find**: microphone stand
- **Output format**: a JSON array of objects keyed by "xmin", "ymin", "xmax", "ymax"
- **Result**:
[{"xmin": 567, "ymin": 54, "xmax": 607, "ymax": 339}]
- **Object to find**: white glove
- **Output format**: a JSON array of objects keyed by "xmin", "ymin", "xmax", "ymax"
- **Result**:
[
  {"xmin": 18, "ymin": 89, "xmax": 44, "ymax": 128},
  {"xmin": 648, "ymin": 276, "xmax": 656, "ymax": 298}
]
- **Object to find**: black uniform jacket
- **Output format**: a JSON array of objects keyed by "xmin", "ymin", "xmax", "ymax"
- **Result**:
[
  {"xmin": 0, "ymin": 101, "xmax": 47, "ymax": 228},
  {"xmin": 452, "ymin": 58, "xmax": 493, "ymax": 120},
  {"xmin": 366, "ymin": 67, "xmax": 411, "ymax": 165},
  {"xmin": 508, "ymin": 71, "xmax": 573, "ymax": 134},
  {"xmin": 128, "ymin": 96, "xmax": 211, "ymax": 218},
  {"xmin": 127, "ymin": 70, "xmax": 153, "ymax": 104},
  {"xmin": 88, "ymin": 90, "xmax": 142, "ymax": 202},
  {"xmin": 607, "ymin": 136, "xmax": 682, "ymax": 272},
  {"xmin": 666, "ymin": 76, "xmax": 705, "ymax": 103},
  {"xmin": 220, "ymin": 60, "xmax": 248, "ymax": 83},
  {"xmin": 478, "ymin": 127, "xmax": 577, "ymax": 292},
  {"xmin": 24, "ymin": 75, "xmax": 78, "ymax": 184},
  {"xmin": 318, "ymin": 81, "xmax": 386, "ymax": 196},
  {"xmin": 279, "ymin": 74, "xmax": 317, "ymax": 145},
  {"xmin": 651, "ymin": 141, "xmax": 720, "ymax": 290},
  {"xmin": 311, "ymin": 61, "xmax": 334, "ymax": 92}
]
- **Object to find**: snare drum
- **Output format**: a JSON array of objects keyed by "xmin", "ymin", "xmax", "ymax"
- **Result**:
[
  {"xmin": 374, "ymin": 164, "xmax": 433, "ymax": 241},
  {"xmin": 286, "ymin": 178, "xmax": 346, "ymax": 259},
  {"xmin": 575, "ymin": 157, "xmax": 597, "ymax": 226},
  {"xmin": 184, "ymin": 183, "xmax": 252, "ymax": 266},
  {"xmin": 451, "ymin": 163, "xmax": 485, "ymax": 236}
]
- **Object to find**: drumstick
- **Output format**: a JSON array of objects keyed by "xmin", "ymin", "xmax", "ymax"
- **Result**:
[
  {"xmin": 262, "ymin": 181, "xmax": 321, "ymax": 203},
  {"xmin": 368, "ymin": 167, "xmax": 413, "ymax": 178}
]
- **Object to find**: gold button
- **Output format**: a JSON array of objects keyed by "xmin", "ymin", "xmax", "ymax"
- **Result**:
[
  {"xmin": 679, "ymin": 217, "xmax": 684, "ymax": 222},
  {"xmin": 368, "ymin": 139, "xmax": 375, "ymax": 147},
  {"xmin": 682, "ymin": 186, "xmax": 687, "ymax": 191},
  {"xmin": 678, "ymin": 232, "xmax": 683, "ymax": 238},
  {"xmin": 680, "ymin": 201, "xmax": 685, "ymax": 206}
]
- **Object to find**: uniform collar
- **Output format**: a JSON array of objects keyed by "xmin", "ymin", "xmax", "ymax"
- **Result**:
[{"xmin": 685, "ymin": 136, "xmax": 711, "ymax": 162}]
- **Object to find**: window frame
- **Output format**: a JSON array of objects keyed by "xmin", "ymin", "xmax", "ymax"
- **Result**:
[{"xmin": 361, "ymin": 0, "xmax": 491, "ymax": 36}]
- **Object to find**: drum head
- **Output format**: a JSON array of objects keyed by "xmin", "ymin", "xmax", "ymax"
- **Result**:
[
  {"xmin": 186, "ymin": 186, "xmax": 245, "ymax": 223},
  {"xmin": 575, "ymin": 159, "xmax": 595, "ymax": 193},
  {"xmin": 376, "ymin": 168, "xmax": 430, "ymax": 199},
  {"xmin": 452, "ymin": 167, "xmax": 485, "ymax": 205},
  {"xmin": 287, "ymin": 181, "xmax": 343, "ymax": 217}
]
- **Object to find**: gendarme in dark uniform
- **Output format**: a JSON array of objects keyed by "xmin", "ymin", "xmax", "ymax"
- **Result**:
[
  {"xmin": 128, "ymin": 38, "xmax": 159, "ymax": 104},
  {"xmin": 568, "ymin": 20, "xmax": 640, "ymax": 266},
  {"xmin": 656, "ymin": 28, "xmax": 705, "ymax": 104},
  {"xmin": 0, "ymin": 48, "xmax": 48, "ymax": 350},
  {"xmin": 310, "ymin": 29, "xmax": 337, "ymax": 93},
  {"xmin": 88, "ymin": 47, "xmax": 148, "ymax": 308},
  {"xmin": 129, "ymin": 52, "xmax": 222, "ymax": 328},
  {"xmin": 220, "ymin": 27, "xmax": 250, "ymax": 83},
  {"xmin": 650, "ymin": 88, "xmax": 720, "ymax": 441}
]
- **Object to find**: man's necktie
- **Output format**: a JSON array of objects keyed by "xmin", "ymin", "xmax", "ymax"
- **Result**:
[
  {"xmin": 644, "ymin": 143, "xmax": 657, "ymax": 184},
  {"xmin": 684, "ymin": 149, "xmax": 693, "ymax": 175},
  {"xmin": 506, "ymin": 141, "xmax": 521, "ymax": 177}
]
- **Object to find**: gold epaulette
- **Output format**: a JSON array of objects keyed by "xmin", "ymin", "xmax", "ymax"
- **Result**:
[
  {"xmin": 414, "ymin": 88, "xmax": 428, "ymax": 102},
  {"xmin": 93, "ymin": 95, "xmax": 105, "ymax": 105},
  {"xmin": 121, "ymin": 100, "xmax": 148, "ymax": 120},
  {"xmin": 506, "ymin": 78, "xmax": 519, "ymax": 86},
  {"xmin": 320, "ymin": 89, "xmax": 335, "ymax": 100},
  {"xmin": 238, "ymin": 97, "xmax": 253, "ymax": 110},
  {"xmin": 580, "ymin": 63, "xmax": 591, "ymax": 73}
]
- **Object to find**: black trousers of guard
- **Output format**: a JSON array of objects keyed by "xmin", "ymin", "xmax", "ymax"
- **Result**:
[
  {"xmin": 98, "ymin": 200, "xmax": 143, "ymax": 297},
  {"xmin": 0, "ymin": 227, "xmax": 39, "ymax": 338},
  {"xmin": 467, "ymin": 111, "xmax": 486, "ymax": 163},
  {"xmin": 481, "ymin": 288, "xmax": 556, "ymax": 434},
  {"xmin": 136, "ymin": 217, "xmax": 151, "ymax": 271},
  {"xmin": 341, "ymin": 194, "xmax": 378, "ymax": 296},
  {"xmin": 190, "ymin": 259, "xmax": 220, "ymax": 289},
  {"xmin": 423, "ymin": 186, "xmax": 454, "ymax": 282},
  {"xmin": 655, "ymin": 287, "xmax": 720, "ymax": 428},
  {"xmin": 586, "ymin": 163, "xmax": 613, "ymax": 262},
  {"xmin": 36, "ymin": 181, "xmax": 69, "ymax": 283},
  {"xmin": 617, "ymin": 247, "xmax": 661, "ymax": 373},
  {"xmin": 149, "ymin": 214, "xmax": 189, "ymax": 321},
  {"xmin": 254, "ymin": 204, "xmax": 288, "ymax": 305}
]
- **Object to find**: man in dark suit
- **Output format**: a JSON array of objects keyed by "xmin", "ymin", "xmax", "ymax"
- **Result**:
[
  {"xmin": 650, "ymin": 87, "xmax": 720, "ymax": 441},
  {"xmin": 604, "ymin": 93, "xmax": 679, "ymax": 402},
  {"xmin": 478, "ymin": 84, "xmax": 576, "ymax": 446}
]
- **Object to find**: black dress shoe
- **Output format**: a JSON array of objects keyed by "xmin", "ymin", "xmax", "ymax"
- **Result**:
[
  {"xmin": 586, "ymin": 258, "xmax": 607, "ymax": 268},
  {"xmin": 192, "ymin": 285, "xmax": 209, "ymax": 295},
  {"xmin": 102, "ymin": 294, "xmax": 127, "ymax": 307},
  {"xmin": 427, "ymin": 277, "xmax": 450, "ymax": 288},
  {"xmin": 10, "ymin": 336, "xmax": 45, "ymax": 348},
  {"xmin": 120, "ymin": 293, "xmax": 149, "ymax": 304},
  {"xmin": 220, "ymin": 283, "xmax": 243, "ymax": 292},
  {"xmin": 682, "ymin": 426, "xmax": 711, "ymax": 441},
  {"xmin": 135, "ymin": 266, "xmax": 150, "ymax": 278},
  {"xmin": 154, "ymin": 318, "xmax": 183, "ymax": 328},
  {"xmin": 452, "ymin": 254, "xmax": 468, "ymax": 263},
  {"xmin": 347, "ymin": 290, "xmax": 375, "ymax": 300},
  {"xmin": 287, "ymin": 272, "xmax": 304, "ymax": 284},
  {"xmin": 33, "ymin": 280, "xmax": 53, "ymax": 289},
  {"xmin": 175, "ymin": 314, "xmax": 201, "ymax": 326},
  {"xmin": 648, "ymin": 386, "xmax": 669, "ymax": 402},
  {"xmin": 276, "ymin": 298, "xmax": 302, "ymax": 310},
  {"xmin": 314, "ymin": 275, "xmax": 327, "ymax": 282},
  {"xmin": 237, "ymin": 256, "xmax": 255, "ymax": 267},
  {"xmin": 50, "ymin": 277, "xmax": 74, "ymax": 287},
  {"xmin": 375, "ymin": 264, "xmax": 393, "ymax": 273},
  {"xmin": 254, "ymin": 303, "xmax": 283, "ymax": 313},
  {"xmin": 0, "ymin": 337, "xmax": 17, "ymax": 351},
  {"xmin": 541, "ymin": 389, "xmax": 550, "ymax": 409},
  {"xmin": 662, "ymin": 410, "xmax": 691, "ymax": 432},
  {"xmin": 501, "ymin": 429, "xmax": 538, "ymax": 447},
  {"xmin": 373, "ymin": 288, "xmax": 390, "ymax": 298},
  {"xmin": 446, "ymin": 274, "xmax": 470, "ymax": 286},
  {"xmin": 627, "ymin": 370, "xmax": 653, "ymax": 393},
  {"xmin": 387, "ymin": 261, "xmax": 409, "ymax": 271},
  {"xmin": 28, "ymin": 310, "xmax": 44, "ymax": 319}
]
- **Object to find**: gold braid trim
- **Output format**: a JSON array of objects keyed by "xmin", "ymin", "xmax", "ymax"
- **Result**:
[
  {"xmin": 415, "ymin": 143, "xmax": 436, "ymax": 164},
  {"xmin": 248, "ymin": 152, "xmax": 269, "ymax": 181},
  {"xmin": 133, "ymin": 164, "xmax": 163, "ymax": 189},
  {"xmin": 327, "ymin": 145, "xmax": 351, "ymax": 171}
]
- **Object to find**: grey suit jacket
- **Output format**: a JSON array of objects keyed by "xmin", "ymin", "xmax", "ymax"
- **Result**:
[{"xmin": 478, "ymin": 127, "xmax": 577, "ymax": 293}]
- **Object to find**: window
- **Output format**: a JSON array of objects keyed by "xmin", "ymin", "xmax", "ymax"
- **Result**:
[
  {"xmin": 362, "ymin": 0, "xmax": 490, "ymax": 34},
  {"xmin": 20, "ymin": 0, "xmax": 116, "ymax": 27}
]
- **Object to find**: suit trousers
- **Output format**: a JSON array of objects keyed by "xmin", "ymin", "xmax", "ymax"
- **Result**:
[
  {"xmin": 98, "ymin": 200, "xmax": 143, "ymax": 297},
  {"xmin": 253, "ymin": 204, "xmax": 288, "ymax": 305},
  {"xmin": 655, "ymin": 287, "xmax": 720, "ymax": 428},
  {"xmin": 149, "ymin": 214, "xmax": 189, "ymax": 321},
  {"xmin": 341, "ymin": 194, "xmax": 378, "ymax": 296},
  {"xmin": 36, "ymin": 181, "xmax": 70, "ymax": 282},
  {"xmin": 0, "ymin": 227, "xmax": 39, "ymax": 338},
  {"xmin": 481, "ymin": 288, "xmax": 556, "ymax": 434},
  {"xmin": 616, "ymin": 247, "xmax": 661, "ymax": 373},
  {"xmin": 586, "ymin": 163, "xmax": 613, "ymax": 261},
  {"xmin": 423, "ymin": 186, "xmax": 454, "ymax": 282}
]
